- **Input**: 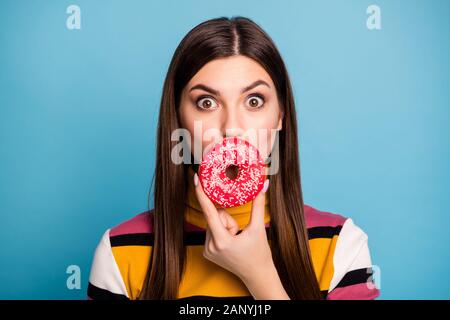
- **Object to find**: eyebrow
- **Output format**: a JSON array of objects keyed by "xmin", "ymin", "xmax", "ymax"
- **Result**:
[{"xmin": 188, "ymin": 79, "xmax": 270, "ymax": 96}]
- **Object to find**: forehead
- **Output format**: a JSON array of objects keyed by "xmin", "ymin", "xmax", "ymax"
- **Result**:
[{"xmin": 186, "ymin": 55, "xmax": 275, "ymax": 92}]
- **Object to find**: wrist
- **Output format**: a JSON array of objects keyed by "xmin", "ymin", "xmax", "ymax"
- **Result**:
[{"xmin": 241, "ymin": 262, "xmax": 290, "ymax": 300}]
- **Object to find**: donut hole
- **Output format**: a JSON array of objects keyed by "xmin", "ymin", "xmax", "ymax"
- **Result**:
[{"xmin": 225, "ymin": 164, "xmax": 239, "ymax": 180}]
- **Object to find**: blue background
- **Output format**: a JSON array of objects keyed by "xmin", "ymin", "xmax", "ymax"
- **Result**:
[{"xmin": 1, "ymin": 0, "xmax": 449, "ymax": 299}]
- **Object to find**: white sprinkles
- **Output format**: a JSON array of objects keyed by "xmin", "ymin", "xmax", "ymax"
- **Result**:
[{"xmin": 198, "ymin": 137, "xmax": 266, "ymax": 208}]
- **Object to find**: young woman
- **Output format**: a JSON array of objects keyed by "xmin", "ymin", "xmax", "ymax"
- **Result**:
[{"xmin": 87, "ymin": 16, "xmax": 380, "ymax": 300}]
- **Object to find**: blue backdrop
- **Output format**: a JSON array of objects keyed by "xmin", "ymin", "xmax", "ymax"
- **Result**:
[{"xmin": 1, "ymin": 0, "xmax": 449, "ymax": 299}]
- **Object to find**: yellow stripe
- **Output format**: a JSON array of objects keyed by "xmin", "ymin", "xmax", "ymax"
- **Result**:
[
  {"xmin": 308, "ymin": 236, "xmax": 339, "ymax": 291},
  {"xmin": 111, "ymin": 246, "xmax": 152, "ymax": 300},
  {"xmin": 111, "ymin": 236, "xmax": 339, "ymax": 299},
  {"xmin": 178, "ymin": 246, "xmax": 251, "ymax": 298}
]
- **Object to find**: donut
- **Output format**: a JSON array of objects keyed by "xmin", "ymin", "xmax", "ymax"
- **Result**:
[{"xmin": 198, "ymin": 137, "xmax": 266, "ymax": 208}]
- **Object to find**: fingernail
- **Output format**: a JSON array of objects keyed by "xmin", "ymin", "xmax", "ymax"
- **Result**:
[
  {"xmin": 193, "ymin": 173, "xmax": 199, "ymax": 186},
  {"xmin": 262, "ymin": 179, "xmax": 269, "ymax": 194}
]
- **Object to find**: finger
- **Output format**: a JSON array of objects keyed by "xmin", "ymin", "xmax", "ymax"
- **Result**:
[
  {"xmin": 247, "ymin": 179, "xmax": 270, "ymax": 231},
  {"xmin": 193, "ymin": 173, "xmax": 230, "ymax": 241},
  {"xmin": 204, "ymin": 224, "xmax": 212, "ymax": 253},
  {"xmin": 204, "ymin": 224, "xmax": 216, "ymax": 259},
  {"xmin": 218, "ymin": 209, "xmax": 239, "ymax": 236}
]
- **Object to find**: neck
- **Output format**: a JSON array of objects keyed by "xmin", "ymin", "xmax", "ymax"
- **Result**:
[{"xmin": 184, "ymin": 165, "xmax": 271, "ymax": 230}]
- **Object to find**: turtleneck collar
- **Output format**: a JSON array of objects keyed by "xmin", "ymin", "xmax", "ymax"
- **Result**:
[{"xmin": 184, "ymin": 165, "xmax": 271, "ymax": 230}]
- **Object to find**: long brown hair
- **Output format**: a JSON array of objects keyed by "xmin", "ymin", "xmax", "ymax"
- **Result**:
[{"xmin": 139, "ymin": 16, "xmax": 323, "ymax": 300}]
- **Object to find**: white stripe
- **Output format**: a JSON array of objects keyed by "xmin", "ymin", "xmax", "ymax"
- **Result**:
[
  {"xmin": 88, "ymin": 229, "xmax": 129, "ymax": 297},
  {"xmin": 328, "ymin": 218, "xmax": 373, "ymax": 292}
]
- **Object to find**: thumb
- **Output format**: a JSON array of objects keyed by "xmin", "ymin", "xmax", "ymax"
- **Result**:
[
  {"xmin": 218, "ymin": 209, "xmax": 239, "ymax": 236},
  {"xmin": 193, "ymin": 173, "xmax": 229, "ymax": 241}
]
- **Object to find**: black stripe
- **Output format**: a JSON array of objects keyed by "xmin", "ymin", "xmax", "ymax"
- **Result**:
[
  {"xmin": 87, "ymin": 283, "xmax": 129, "ymax": 300},
  {"xmin": 109, "ymin": 232, "xmax": 214, "ymax": 247},
  {"xmin": 110, "ymin": 225, "xmax": 342, "ymax": 247},
  {"xmin": 335, "ymin": 268, "xmax": 375, "ymax": 288},
  {"xmin": 110, "ymin": 233, "xmax": 154, "ymax": 247},
  {"xmin": 109, "ymin": 229, "xmax": 271, "ymax": 247},
  {"xmin": 184, "ymin": 232, "xmax": 206, "ymax": 245},
  {"xmin": 177, "ymin": 295, "xmax": 254, "ymax": 300},
  {"xmin": 308, "ymin": 226, "xmax": 342, "ymax": 240}
]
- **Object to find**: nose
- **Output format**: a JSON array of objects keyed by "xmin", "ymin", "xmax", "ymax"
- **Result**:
[{"xmin": 220, "ymin": 107, "xmax": 244, "ymax": 138}]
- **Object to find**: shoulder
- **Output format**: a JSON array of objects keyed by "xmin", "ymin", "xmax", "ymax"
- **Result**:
[
  {"xmin": 87, "ymin": 210, "xmax": 154, "ymax": 300},
  {"xmin": 304, "ymin": 204, "xmax": 348, "ymax": 237},
  {"xmin": 108, "ymin": 210, "xmax": 154, "ymax": 246},
  {"xmin": 93, "ymin": 209, "xmax": 154, "ymax": 251},
  {"xmin": 304, "ymin": 204, "xmax": 379, "ymax": 299},
  {"xmin": 110, "ymin": 210, "xmax": 154, "ymax": 237},
  {"xmin": 304, "ymin": 204, "xmax": 368, "ymax": 241}
]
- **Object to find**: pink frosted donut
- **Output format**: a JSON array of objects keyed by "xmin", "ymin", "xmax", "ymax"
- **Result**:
[{"xmin": 198, "ymin": 137, "xmax": 266, "ymax": 208}]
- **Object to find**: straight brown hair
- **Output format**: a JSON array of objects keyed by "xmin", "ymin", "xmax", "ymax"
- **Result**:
[{"xmin": 139, "ymin": 16, "xmax": 323, "ymax": 300}]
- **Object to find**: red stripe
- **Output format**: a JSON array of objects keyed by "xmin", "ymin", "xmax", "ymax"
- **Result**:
[
  {"xmin": 326, "ymin": 283, "xmax": 380, "ymax": 300},
  {"xmin": 109, "ymin": 211, "xmax": 153, "ymax": 237},
  {"xmin": 304, "ymin": 204, "xmax": 347, "ymax": 229}
]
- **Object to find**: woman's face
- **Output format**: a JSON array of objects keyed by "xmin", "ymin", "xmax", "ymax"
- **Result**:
[{"xmin": 179, "ymin": 55, "xmax": 283, "ymax": 163}]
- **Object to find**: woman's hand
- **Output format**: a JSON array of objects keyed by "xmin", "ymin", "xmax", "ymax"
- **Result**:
[{"xmin": 193, "ymin": 173, "xmax": 290, "ymax": 300}]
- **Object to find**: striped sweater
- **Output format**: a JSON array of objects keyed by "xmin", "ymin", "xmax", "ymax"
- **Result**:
[{"xmin": 88, "ymin": 170, "xmax": 380, "ymax": 300}]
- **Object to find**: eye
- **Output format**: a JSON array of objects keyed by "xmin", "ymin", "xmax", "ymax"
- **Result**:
[
  {"xmin": 246, "ymin": 94, "xmax": 265, "ymax": 109},
  {"xmin": 196, "ymin": 96, "xmax": 219, "ymax": 110}
]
